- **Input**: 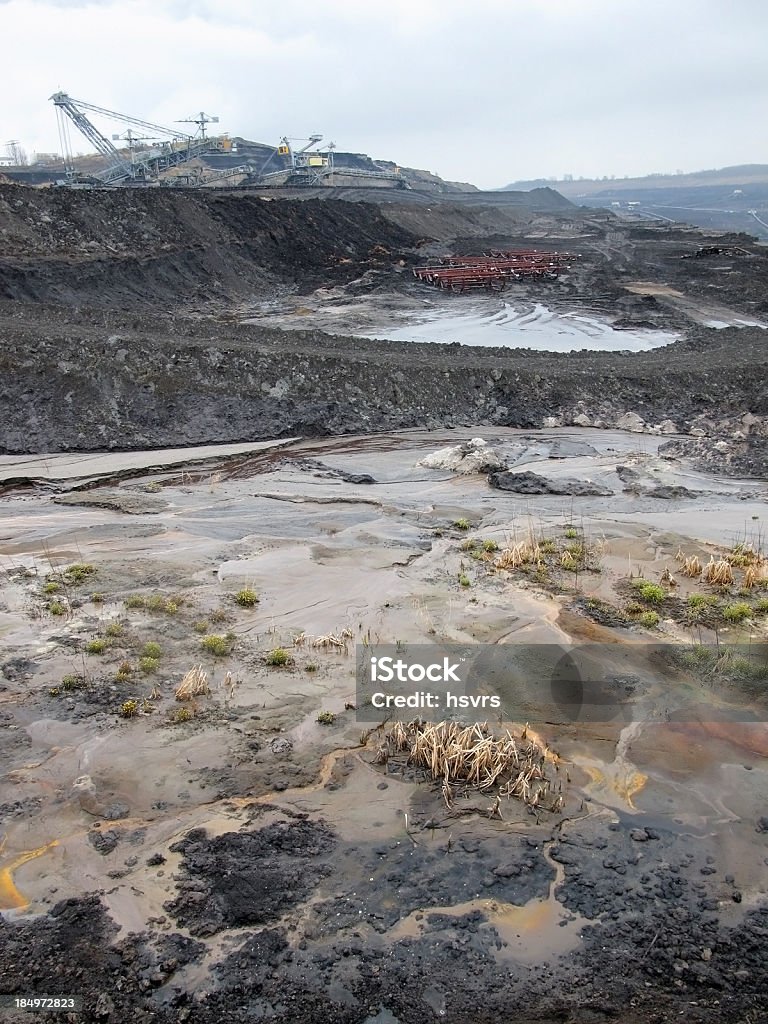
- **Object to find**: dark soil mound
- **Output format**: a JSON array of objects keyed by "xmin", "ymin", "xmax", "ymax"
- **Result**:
[{"xmin": 165, "ymin": 819, "xmax": 336, "ymax": 936}]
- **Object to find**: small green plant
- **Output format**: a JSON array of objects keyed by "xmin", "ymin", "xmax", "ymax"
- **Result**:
[
  {"xmin": 459, "ymin": 539, "xmax": 476, "ymax": 552},
  {"xmin": 755, "ymin": 598, "xmax": 768, "ymax": 614},
  {"xmin": 458, "ymin": 574, "xmax": 471, "ymax": 588},
  {"xmin": 105, "ymin": 622, "xmax": 123, "ymax": 638},
  {"xmin": 85, "ymin": 638, "xmax": 109, "ymax": 655},
  {"xmin": 201, "ymin": 634, "xmax": 230, "ymax": 657},
  {"xmin": 139, "ymin": 656, "xmax": 159, "ymax": 673},
  {"xmin": 48, "ymin": 600, "xmax": 66, "ymax": 616},
  {"xmin": 61, "ymin": 674, "xmax": 85, "ymax": 692},
  {"xmin": 234, "ymin": 588, "xmax": 259, "ymax": 607},
  {"xmin": 90, "ymin": 592, "xmax": 104, "ymax": 604},
  {"xmin": 170, "ymin": 706, "xmax": 194, "ymax": 724},
  {"xmin": 209, "ymin": 608, "xmax": 228, "ymax": 625},
  {"xmin": 48, "ymin": 686, "xmax": 61, "ymax": 697},
  {"xmin": 482, "ymin": 539, "xmax": 499, "ymax": 553},
  {"xmin": 43, "ymin": 580, "xmax": 60, "ymax": 594},
  {"xmin": 687, "ymin": 593, "xmax": 718, "ymax": 608},
  {"xmin": 193, "ymin": 620, "xmax": 210, "ymax": 633},
  {"xmin": 453, "ymin": 518, "xmax": 470, "ymax": 531},
  {"xmin": 65, "ymin": 563, "xmax": 96, "ymax": 584},
  {"xmin": 125, "ymin": 595, "xmax": 146, "ymax": 609},
  {"xmin": 316, "ymin": 710, "xmax": 336, "ymax": 725},
  {"xmin": 119, "ymin": 699, "xmax": 139, "ymax": 719},
  {"xmin": 265, "ymin": 647, "xmax": 291, "ymax": 666},
  {"xmin": 305, "ymin": 662, "xmax": 318, "ymax": 673},
  {"xmin": 564, "ymin": 527, "xmax": 579, "ymax": 539},
  {"xmin": 561, "ymin": 554, "xmax": 579, "ymax": 573},
  {"xmin": 539, "ymin": 538, "xmax": 557, "ymax": 553},
  {"xmin": 142, "ymin": 641, "xmax": 162, "ymax": 659},
  {"xmin": 722, "ymin": 602, "xmax": 752, "ymax": 623},
  {"xmin": 631, "ymin": 580, "xmax": 666, "ymax": 605},
  {"xmin": 639, "ymin": 611, "xmax": 660, "ymax": 628}
]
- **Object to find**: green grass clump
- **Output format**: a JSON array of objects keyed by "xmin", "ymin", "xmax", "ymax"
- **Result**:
[
  {"xmin": 722, "ymin": 602, "xmax": 752, "ymax": 623},
  {"xmin": 193, "ymin": 620, "xmax": 210, "ymax": 633},
  {"xmin": 201, "ymin": 634, "xmax": 230, "ymax": 657},
  {"xmin": 631, "ymin": 580, "xmax": 666, "ymax": 605},
  {"xmin": 139, "ymin": 656, "xmax": 159, "ymax": 673},
  {"xmin": 65, "ymin": 563, "xmax": 96, "ymax": 584},
  {"xmin": 482, "ymin": 539, "xmax": 499, "ymax": 553},
  {"xmin": 560, "ymin": 554, "xmax": 579, "ymax": 573},
  {"xmin": 305, "ymin": 662, "xmax": 318, "ymax": 673},
  {"xmin": 453, "ymin": 518, "xmax": 470, "ymax": 531},
  {"xmin": 687, "ymin": 593, "xmax": 718, "ymax": 608},
  {"xmin": 43, "ymin": 581, "xmax": 60, "ymax": 594},
  {"xmin": 105, "ymin": 622, "xmax": 123, "ymax": 638},
  {"xmin": 141, "ymin": 641, "xmax": 162, "ymax": 659},
  {"xmin": 539, "ymin": 538, "xmax": 557, "ymax": 553},
  {"xmin": 145, "ymin": 595, "xmax": 179, "ymax": 614},
  {"xmin": 209, "ymin": 608, "xmax": 228, "ymax": 625},
  {"xmin": 459, "ymin": 539, "xmax": 476, "ymax": 552},
  {"xmin": 679, "ymin": 645, "xmax": 717, "ymax": 669},
  {"xmin": 125, "ymin": 595, "xmax": 146, "ymax": 609},
  {"xmin": 265, "ymin": 647, "xmax": 291, "ymax": 666},
  {"xmin": 170, "ymin": 706, "xmax": 194, "ymax": 724},
  {"xmin": 234, "ymin": 588, "xmax": 259, "ymax": 607},
  {"xmin": 119, "ymin": 699, "xmax": 139, "ymax": 719},
  {"xmin": 564, "ymin": 527, "xmax": 579, "ymax": 539},
  {"xmin": 90, "ymin": 593, "xmax": 104, "ymax": 604},
  {"xmin": 85, "ymin": 638, "xmax": 108, "ymax": 655},
  {"xmin": 755, "ymin": 598, "xmax": 768, "ymax": 614},
  {"xmin": 316, "ymin": 710, "xmax": 336, "ymax": 725},
  {"xmin": 458, "ymin": 574, "xmax": 471, "ymax": 587},
  {"xmin": 48, "ymin": 600, "xmax": 66, "ymax": 616},
  {"xmin": 639, "ymin": 611, "xmax": 660, "ymax": 628}
]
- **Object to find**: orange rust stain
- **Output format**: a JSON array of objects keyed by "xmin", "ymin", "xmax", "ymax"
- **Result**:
[{"xmin": 0, "ymin": 839, "xmax": 59, "ymax": 910}]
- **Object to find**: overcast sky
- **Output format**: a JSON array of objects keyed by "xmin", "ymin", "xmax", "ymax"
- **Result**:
[{"xmin": 1, "ymin": 0, "xmax": 766, "ymax": 188}]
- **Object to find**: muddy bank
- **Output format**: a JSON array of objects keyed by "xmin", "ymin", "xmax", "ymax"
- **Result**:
[
  {"xmin": 1, "ymin": 301, "xmax": 766, "ymax": 457},
  {"xmin": 0, "ymin": 429, "xmax": 766, "ymax": 1022}
]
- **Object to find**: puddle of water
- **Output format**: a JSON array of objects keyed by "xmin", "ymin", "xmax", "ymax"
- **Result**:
[{"xmin": 359, "ymin": 301, "xmax": 678, "ymax": 352}]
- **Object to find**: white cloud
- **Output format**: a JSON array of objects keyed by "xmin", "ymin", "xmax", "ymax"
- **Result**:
[{"xmin": 1, "ymin": 0, "xmax": 767, "ymax": 186}]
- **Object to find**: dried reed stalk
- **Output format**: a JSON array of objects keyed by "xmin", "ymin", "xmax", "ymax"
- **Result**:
[
  {"xmin": 381, "ymin": 720, "xmax": 559, "ymax": 810},
  {"xmin": 176, "ymin": 664, "xmax": 209, "ymax": 701}
]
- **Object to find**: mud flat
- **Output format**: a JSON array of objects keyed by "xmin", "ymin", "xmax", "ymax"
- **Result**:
[{"xmin": 1, "ymin": 427, "xmax": 767, "ymax": 1023}]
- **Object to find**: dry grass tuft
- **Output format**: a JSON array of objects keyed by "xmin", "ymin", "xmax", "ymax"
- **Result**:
[
  {"xmin": 495, "ymin": 541, "xmax": 541, "ymax": 571},
  {"xmin": 704, "ymin": 558, "xmax": 734, "ymax": 587},
  {"xmin": 375, "ymin": 720, "xmax": 561, "ymax": 812},
  {"xmin": 176, "ymin": 664, "xmax": 209, "ymax": 701},
  {"xmin": 680, "ymin": 555, "xmax": 702, "ymax": 578},
  {"xmin": 742, "ymin": 562, "xmax": 767, "ymax": 589}
]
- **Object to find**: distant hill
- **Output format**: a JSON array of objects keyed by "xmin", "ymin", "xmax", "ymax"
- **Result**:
[
  {"xmin": 503, "ymin": 165, "xmax": 768, "ymax": 195},
  {"xmin": 503, "ymin": 165, "xmax": 768, "ymax": 241}
]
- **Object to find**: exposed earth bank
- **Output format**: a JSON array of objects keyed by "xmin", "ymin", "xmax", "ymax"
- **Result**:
[{"xmin": 1, "ymin": 303, "xmax": 767, "ymax": 465}]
